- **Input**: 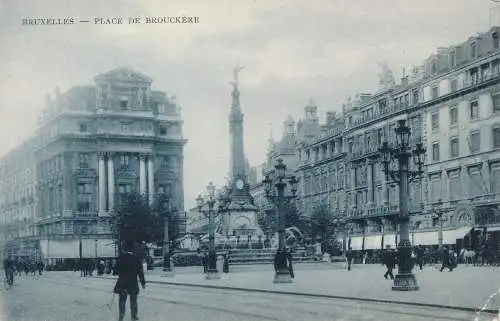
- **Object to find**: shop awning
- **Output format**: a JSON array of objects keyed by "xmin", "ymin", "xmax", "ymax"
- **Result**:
[
  {"xmin": 412, "ymin": 231, "xmax": 439, "ymax": 246},
  {"xmin": 349, "ymin": 236, "xmax": 363, "ymax": 250},
  {"xmin": 40, "ymin": 240, "xmax": 78, "ymax": 259},
  {"xmin": 39, "ymin": 239, "xmax": 117, "ymax": 259},
  {"xmin": 363, "ymin": 235, "xmax": 383, "ymax": 250},
  {"xmin": 383, "ymin": 234, "xmax": 398, "ymax": 248},
  {"xmin": 486, "ymin": 226, "xmax": 500, "ymax": 232},
  {"xmin": 442, "ymin": 227, "xmax": 471, "ymax": 244},
  {"xmin": 80, "ymin": 239, "xmax": 117, "ymax": 258}
]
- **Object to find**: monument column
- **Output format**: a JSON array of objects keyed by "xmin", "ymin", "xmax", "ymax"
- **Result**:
[
  {"xmin": 107, "ymin": 153, "xmax": 115, "ymax": 212},
  {"xmin": 98, "ymin": 152, "xmax": 106, "ymax": 214},
  {"xmin": 139, "ymin": 154, "xmax": 147, "ymax": 195},
  {"xmin": 148, "ymin": 155, "xmax": 155, "ymax": 205}
]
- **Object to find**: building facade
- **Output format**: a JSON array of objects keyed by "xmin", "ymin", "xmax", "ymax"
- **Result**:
[
  {"xmin": 0, "ymin": 139, "xmax": 38, "ymax": 258},
  {"xmin": 0, "ymin": 67, "xmax": 187, "ymax": 262},
  {"xmin": 288, "ymin": 27, "xmax": 500, "ymax": 254}
]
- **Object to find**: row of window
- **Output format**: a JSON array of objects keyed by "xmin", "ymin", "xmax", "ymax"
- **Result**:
[
  {"xmin": 79, "ymin": 153, "xmax": 172, "ymax": 169},
  {"xmin": 428, "ymin": 165, "xmax": 500, "ymax": 201},
  {"xmin": 431, "ymin": 127, "xmax": 500, "ymax": 161},
  {"xmin": 79, "ymin": 121, "xmax": 168, "ymax": 136},
  {"xmin": 431, "ymin": 98, "xmax": 500, "ymax": 131},
  {"xmin": 430, "ymin": 32, "xmax": 498, "ymax": 76}
]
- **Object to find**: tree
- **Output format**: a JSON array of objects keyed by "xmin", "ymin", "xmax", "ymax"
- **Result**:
[
  {"xmin": 283, "ymin": 202, "xmax": 310, "ymax": 236},
  {"xmin": 111, "ymin": 192, "xmax": 181, "ymax": 254},
  {"xmin": 310, "ymin": 202, "xmax": 337, "ymax": 252},
  {"xmin": 153, "ymin": 193, "xmax": 182, "ymax": 250}
]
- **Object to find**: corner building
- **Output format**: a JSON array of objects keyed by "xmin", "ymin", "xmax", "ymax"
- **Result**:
[
  {"xmin": 421, "ymin": 27, "xmax": 500, "ymax": 252},
  {"xmin": 296, "ymin": 27, "xmax": 500, "ymax": 256},
  {"xmin": 1, "ymin": 67, "xmax": 186, "ymax": 263}
]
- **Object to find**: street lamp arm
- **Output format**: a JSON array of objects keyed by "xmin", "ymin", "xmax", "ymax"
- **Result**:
[
  {"xmin": 388, "ymin": 170, "xmax": 400, "ymax": 184},
  {"xmin": 408, "ymin": 170, "xmax": 424, "ymax": 183}
]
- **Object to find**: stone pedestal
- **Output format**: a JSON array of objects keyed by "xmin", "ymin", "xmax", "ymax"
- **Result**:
[
  {"xmin": 392, "ymin": 273, "xmax": 419, "ymax": 291},
  {"xmin": 205, "ymin": 270, "xmax": 221, "ymax": 280}
]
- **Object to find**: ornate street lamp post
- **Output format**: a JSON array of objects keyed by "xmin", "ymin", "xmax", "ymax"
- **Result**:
[
  {"xmin": 196, "ymin": 182, "xmax": 229, "ymax": 280},
  {"xmin": 160, "ymin": 194, "xmax": 175, "ymax": 277},
  {"xmin": 379, "ymin": 119, "xmax": 426, "ymax": 291},
  {"xmin": 262, "ymin": 158, "xmax": 299, "ymax": 283}
]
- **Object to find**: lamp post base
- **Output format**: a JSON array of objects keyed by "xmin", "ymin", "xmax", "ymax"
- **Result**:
[
  {"xmin": 273, "ymin": 269, "xmax": 293, "ymax": 284},
  {"xmin": 392, "ymin": 272, "xmax": 419, "ymax": 291},
  {"xmin": 161, "ymin": 267, "xmax": 175, "ymax": 277},
  {"xmin": 205, "ymin": 268, "xmax": 221, "ymax": 280}
]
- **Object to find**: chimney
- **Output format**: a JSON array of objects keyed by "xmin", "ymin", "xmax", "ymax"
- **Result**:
[
  {"xmin": 401, "ymin": 67, "xmax": 408, "ymax": 86},
  {"xmin": 326, "ymin": 112, "xmax": 336, "ymax": 125}
]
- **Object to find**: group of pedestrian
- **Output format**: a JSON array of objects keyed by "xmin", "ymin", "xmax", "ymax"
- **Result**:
[
  {"xmin": 6, "ymin": 256, "xmax": 45, "ymax": 278},
  {"xmin": 79, "ymin": 258, "xmax": 118, "ymax": 277},
  {"xmin": 198, "ymin": 248, "xmax": 230, "ymax": 274},
  {"xmin": 439, "ymin": 246, "xmax": 458, "ymax": 272}
]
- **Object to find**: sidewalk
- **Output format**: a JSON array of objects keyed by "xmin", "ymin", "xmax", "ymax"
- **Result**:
[{"xmin": 114, "ymin": 263, "xmax": 500, "ymax": 312}]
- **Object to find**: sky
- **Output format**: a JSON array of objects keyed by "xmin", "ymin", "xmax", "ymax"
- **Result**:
[{"xmin": 0, "ymin": 0, "xmax": 496, "ymax": 209}]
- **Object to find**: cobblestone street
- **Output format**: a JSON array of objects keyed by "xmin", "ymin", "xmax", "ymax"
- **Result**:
[{"xmin": 0, "ymin": 264, "xmax": 498, "ymax": 321}]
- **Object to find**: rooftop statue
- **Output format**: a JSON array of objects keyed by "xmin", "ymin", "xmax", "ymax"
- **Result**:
[
  {"xmin": 230, "ymin": 65, "xmax": 245, "ymax": 90},
  {"xmin": 378, "ymin": 62, "xmax": 395, "ymax": 91}
]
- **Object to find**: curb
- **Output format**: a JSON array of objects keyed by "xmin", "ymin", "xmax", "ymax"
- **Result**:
[{"xmin": 99, "ymin": 275, "xmax": 498, "ymax": 315}]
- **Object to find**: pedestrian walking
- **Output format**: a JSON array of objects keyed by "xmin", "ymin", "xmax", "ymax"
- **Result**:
[
  {"xmin": 345, "ymin": 247, "xmax": 353, "ymax": 271},
  {"xmin": 113, "ymin": 240, "xmax": 146, "ymax": 321},
  {"xmin": 222, "ymin": 251, "xmax": 229, "ymax": 273},
  {"xmin": 202, "ymin": 250, "xmax": 208, "ymax": 273},
  {"xmin": 37, "ymin": 260, "xmax": 44, "ymax": 275},
  {"xmin": 382, "ymin": 245, "xmax": 396, "ymax": 280},
  {"xmin": 415, "ymin": 245, "xmax": 424, "ymax": 270},
  {"xmin": 440, "ymin": 246, "xmax": 456, "ymax": 272},
  {"xmin": 286, "ymin": 247, "xmax": 294, "ymax": 279}
]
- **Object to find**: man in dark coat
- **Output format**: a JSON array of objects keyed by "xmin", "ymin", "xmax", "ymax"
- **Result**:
[
  {"xmin": 415, "ymin": 245, "xmax": 424, "ymax": 270},
  {"xmin": 440, "ymin": 246, "xmax": 450, "ymax": 272},
  {"xmin": 113, "ymin": 241, "xmax": 146, "ymax": 321},
  {"xmin": 345, "ymin": 247, "xmax": 353, "ymax": 271},
  {"xmin": 383, "ymin": 245, "xmax": 396, "ymax": 280}
]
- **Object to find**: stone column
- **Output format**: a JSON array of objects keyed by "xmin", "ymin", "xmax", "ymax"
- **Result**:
[
  {"xmin": 381, "ymin": 163, "xmax": 389, "ymax": 205},
  {"xmin": 107, "ymin": 153, "xmax": 115, "ymax": 212},
  {"xmin": 482, "ymin": 160, "xmax": 490, "ymax": 194},
  {"xmin": 441, "ymin": 170, "xmax": 449, "ymax": 202},
  {"xmin": 139, "ymin": 154, "xmax": 147, "ymax": 195},
  {"xmin": 148, "ymin": 155, "xmax": 154, "ymax": 205},
  {"xmin": 62, "ymin": 152, "xmax": 73, "ymax": 217},
  {"xmin": 326, "ymin": 142, "xmax": 332, "ymax": 158},
  {"xmin": 350, "ymin": 163, "xmax": 357, "ymax": 208},
  {"xmin": 98, "ymin": 152, "xmax": 106, "ymax": 215},
  {"xmin": 461, "ymin": 165, "xmax": 469, "ymax": 199},
  {"xmin": 367, "ymin": 159, "xmax": 374, "ymax": 204}
]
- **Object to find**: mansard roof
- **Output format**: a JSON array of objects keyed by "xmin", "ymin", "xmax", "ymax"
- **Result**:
[{"xmin": 94, "ymin": 67, "xmax": 153, "ymax": 84}]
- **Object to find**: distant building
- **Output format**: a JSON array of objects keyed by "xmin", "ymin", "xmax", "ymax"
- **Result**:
[{"xmin": 0, "ymin": 67, "xmax": 187, "ymax": 262}]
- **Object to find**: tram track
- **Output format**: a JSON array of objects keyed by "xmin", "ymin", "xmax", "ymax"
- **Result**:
[{"xmin": 40, "ymin": 275, "xmax": 480, "ymax": 321}]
